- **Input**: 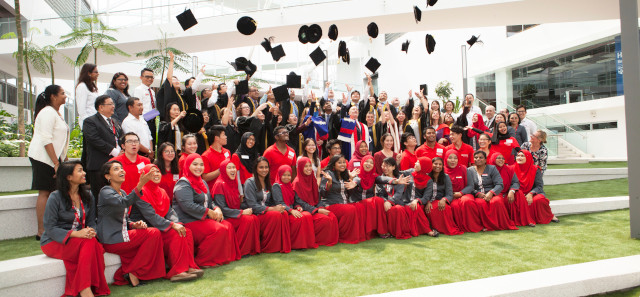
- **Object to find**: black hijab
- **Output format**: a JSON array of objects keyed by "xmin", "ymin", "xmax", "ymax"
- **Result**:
[
  {"xmin": 491, "ymin": 121, "xmax": 511, "ymax": 144},
  {"xmin": 235, "ymin": 132, "xmax": 257, "ymax": 171}
]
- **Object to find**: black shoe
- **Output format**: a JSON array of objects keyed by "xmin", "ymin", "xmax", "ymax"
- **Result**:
[
  {"xmin": 35, "ymin": 235, "xmax": 41, "ymax": 241},
  {"xmin": 551, "ymin": 218, "xmax": 560, "ymax": 223}
]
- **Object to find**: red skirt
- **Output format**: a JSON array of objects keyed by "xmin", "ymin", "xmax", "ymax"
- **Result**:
[
  {"xmin": 406, "ymin": 204, "xmax": 432, "ymax": 237},
  {"xmin": 41, "ymin": 238, "xmax": 110, "ymax": 297},
  {"xmin": 529, "ymin": 193, "xmax": 555, "ymax": 224},
  {"xmin": 162, "ymin": 227, "xmax": 199, "ymax": 278},
  {"xmin": 474, "ymin": 195, "xmax": 519, "ymax": 231},
  {"xmin": 505, "ymin": 191, "xmax": 536, "ymax": 226},
  {"xmin": 386, "ymin": 205, "xmax": 412, "ymax": 239},
  {"xmin": 103, "ymin": 228, "xmax": 166, "ymax": 285},
  {"xmin": 426, "ymin": 200, "xmax": 464, "ymax": 235},
  {"xmin": 184, "ymin": 219, "xmax": 240, "ymax": 267},
  {"xmin": 258, "ymin": 211, "xmax": 291, "ymax": 253},
  {"xmin": 288, "ymin": 211, "xmax": 318, "ymax": 250},
  {"xmin": 326, "ymin": 203, "xmax": 363, "ymax": 244},
  {"xmin": 450, "ymin": 194, "xmax": 484, "ymax": 233},
  {"xmin": 352, "ymin": 202, "xmax": 368, "ymax": 242},
  {"xmin": 226, "ymin": 214, "xmax": 261, "ymax": 256},
  {"xmin": 358, "ymin": 197, "xmax": 388, "ymax": 239},
  {"xmin": 311, "ymin": 212, "xmax": 339, "ymax": 246}
]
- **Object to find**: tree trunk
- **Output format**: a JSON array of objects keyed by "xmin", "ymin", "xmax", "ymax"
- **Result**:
[
  {"xmin": 14, "ymin": 0, "xmax": 26, "ymax": 157},
  {"xmin": 50, "ymin": 59, "xmax": 54, "ymax": 85},
  {"xmin": 25, "ymin": 58, "xmax": 34, "ymax": 122},
  {"xmin": 94, "ymin": 48, "xmax": 97, "ymax": 65}
]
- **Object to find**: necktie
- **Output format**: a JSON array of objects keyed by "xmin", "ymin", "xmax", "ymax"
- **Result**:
[
  {"xmin": 149, "ymin": 88, "xmax": 156, "ymax": 109},
  {"xmin": 108, "ymin": 118, "xmax": 116, "ymax": 135}
]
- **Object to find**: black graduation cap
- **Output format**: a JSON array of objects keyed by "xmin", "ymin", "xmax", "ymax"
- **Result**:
[
  {"xmin": 229, "ymin": 57, "xmax": 257, "ymax": 76},
  {"xmin": 414, "ymin": 6, "xmax": 422, "ymax": 23},
  {"xmin": 401, "ymin": 40, "xmax": 410, "ymax": 53},
  {"xmin": 338, "ymin": 41, "xmax": 347, "ymax": 57},
  {"xmin": 286, "ymin": 72, "xmax": 302, "ymax": 89},
  {"xmin": 176, "ymin": 9, "xmax": 198, "ymax": 31},
  {"xmin": 309, "ymin": 46, "xmax": 326, "ymax": 66},
  {"xmin": 328, "ymin": 24, "xmax": 338, "ymax": 41},
  {"xmin": 273, "ymin": 85, "xmax": 289, "ymax": 102},
  {"xmin": 427, "ymin": 0, "xmax": 438, "ymax": 7},
  {"xmin": 237, "ymin": 16, "xmax": 257, "ymax": 35},
  {"xmin": 365, "ymin": 57, "xmax": 381, "ymax": 74},
  {"xmin": 307, "ymin": 24, "xmax": 322, "ymax": 43},
  {"xmin": 182, "ymin": 109, "xmax": 204, "ymax": 133},
  {"xmin": 236, "ymin": 79, "xmax": 249, "ymax": 96},
  {"xmin": 271, "ymin": 45, "xmax": 286, "ymax": 62},
  {"xmin": 298, "ymin": 25, "xmax": 309, "ymax": 44},
  {"xmin": 367, "ymin": 22, "xmax": 379, "ymax": 38},
  {"xmin": 467, "ymin": 35, "xmax": 483, "ymax": 48},
  {"xmin": 425, "ymin": 34, "xmax": 436, "ymax": 54},
  {"xmin": 261, "ymin": 38, "xmax": 272, "ymax": 52},
  {"xmin": 420, "ymin": 84, "xmax": 428, "ymax": 96},
  {"xmin": 342, "ymin": 49, "xmax": 350, "ymax": 64}
]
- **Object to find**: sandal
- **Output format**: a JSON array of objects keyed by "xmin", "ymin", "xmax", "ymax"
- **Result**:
[
  {"xmin": 123, "ymin": 273, "xmax": 144, "ymax": 287},
  {"xmin": 551, "ymin": 217, "xmax": 560, "ymax": 223},
  {"xmin": 429, "ymin": 230, "xmax": 440, "ymax": 237}
]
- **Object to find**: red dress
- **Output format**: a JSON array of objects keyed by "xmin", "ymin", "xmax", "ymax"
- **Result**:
[
  {"xmin": 516, "ymin": 150, "xmax": 555, "ymax": 224},
  {"xmin": 488, "ymin": 153, "xmax": 535, "ymax": 226},
  {"xmin": 444, "ymin": 150, "xmax": 484, "ymax": 233},
  {"xmin": 373, "ymin": 151, "xmax": 397, "ymax": 176},
  {"xmin": 103, "ymin": 228, "xmax": 166, "ymax": 285},
  {"xmin": 274, "ymin": 165, "xmax": 316, "ymax": 250},
  {"xmin": 159, "ymin": 169, "xmax": 178, "ymax": 200},
  {"xmin": 356, "ymin": 155, "xmax": 389, "ymax": 239}
]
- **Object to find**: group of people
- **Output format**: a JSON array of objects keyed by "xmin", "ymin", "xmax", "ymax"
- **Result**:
[{"xmin": 27, "ymin": 53, "xmax": 556, "ymax": 296}]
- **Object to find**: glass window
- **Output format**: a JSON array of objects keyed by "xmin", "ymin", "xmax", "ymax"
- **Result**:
[
  {"xmin": 592, "ymin": 122, "xmax": 617, "ymax": 130},
  {"xmin": 475, "ymin": 73, "xmax": 496, "ymax": 111}
]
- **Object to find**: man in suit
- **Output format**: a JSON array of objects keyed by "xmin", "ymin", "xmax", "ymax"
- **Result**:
[
  {"xmin": 83, "ymin": 94, "xmax": 124, "ymax": 202},
  {"xmin": 279, "ymin": 89, "xmax": 305, "ymax": 126}
]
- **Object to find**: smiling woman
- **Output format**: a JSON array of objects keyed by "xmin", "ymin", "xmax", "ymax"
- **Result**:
[{"xmin": 105, "ymin": 72, "xmax": 131, "ymax": 122}]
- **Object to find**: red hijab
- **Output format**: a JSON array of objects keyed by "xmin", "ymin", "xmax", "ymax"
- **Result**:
[
  {"xmin": 515, "ymin": 150, "xmax": 538, "ymax": 193},
  {"xmin": 468, "ymin": 113, "xmax": 489, "ymax": 138},
  {"xmin": 358, "ymin": 155, "xmax": 377, "ymax": 190},
  {"xmin": 178, "ymin": 152, "xmax": 190, "ymax": 177},
  {"xmin": 275, "ymin": 165, "xmax": 296, "ymax": 206},
  {"xmin": 141, "ymin": 164, "xmax": 171, "ymax": 217},
  {"xmin": 488, "ymin": 152, "xmax": 514, "ymax": 195},
  {"xmin": 182, "ymin": 153, "xmax": 208, "ymax": 194},
  {"xmin": 412, "ymin": 157, "xmax": 433, "ymax": 189},
  {"xmin": 212, "ymin": 159, "xmax": 241, "ymax": 209},
  {"xmin": 348, "ymin": 140, "xmax": 370, "ymax": 171},
  {"xmin": 293, "ymin": 157, "xmax": 319, "ymax": 206},
  {"xmin": 444, "ymin": 150, "xmax": 467, "ymax": 192}
]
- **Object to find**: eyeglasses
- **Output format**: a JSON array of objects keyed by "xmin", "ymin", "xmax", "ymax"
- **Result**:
[
  {"xmin": 125, "ymin": 140, "xmax": 140, "ymax": 144},
  {"xmin": 276, "ymin": 131, "xmax": 288, "ymax": 136},
  {"xmin": 116, "ymin": 78, "xmax": 128, "ymax": 82}
]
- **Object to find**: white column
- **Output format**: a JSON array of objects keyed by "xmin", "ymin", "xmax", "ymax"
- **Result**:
[{"xmin": 495, "ymin": 68, "xmax": 513, "ymax": 110}]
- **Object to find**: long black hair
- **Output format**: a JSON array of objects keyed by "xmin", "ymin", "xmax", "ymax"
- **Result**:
[
  {"xmin": 324, "ymin": 154, "xmax": 349, "ymax": 181},
  {"xmin": 302, "ymin": 138, "xmax": 319, "ymax": 168},
  {"xmin": 253, "ymin": 156, "xmax": 271, "ymax": 192},
  {"xmin": 100, "ymin": 160, "xmax": 123, "ymax": 190},
  {"xmin": 77, "ymin": 63, "xmax": 97, "ymax": 92},
  {"xmin": 34, "ymin": 85, "xmax": 62, "ymax": 120},
  {"xmin": 56, "ymin": 160, "xmax": 92, "ymax": 210},
  {"xmin": 429, "ymin": 157, "xmax": 445, "ymax": 186},
  {"xmin": 109, "ymin": 72, "xmax": 130, "ymax": 96},
  {"xmin": 382, "ymin": 157, "xmax": 400, "ymax": 178},
  {"xmin": 155, "ymin": 142, "xmax": 179, "ymax": 175},
  {"xmin": 491, "ymin": 122, "xmax": 510, "ymax": 145}
]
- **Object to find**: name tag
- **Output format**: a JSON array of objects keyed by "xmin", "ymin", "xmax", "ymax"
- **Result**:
[
  {"xmin": 173, "ymin": 174, "xmax": 179, "ymax": 181},
  {"xmin": 436, "ymin": 148, "xmax": 443, "ymax": 155},
  {"xmin": 136, "ymin": 162, "xmax": 145, "ymax": 171},
  {"xmin": 482, "ymin": 173, "xmax": 489, "ymax": 177},
  {"xmin": 288, "ymin": 151, "xmax": 295, "ymax": 159},
  {"xmin": 506, "ymin": 139, "xmax": 513, "ymax": 145},
  {"xmin": 224, "ymin": 152, "xmax": 230, "ymax": 158},
  {"xmin": 456, "ymin": 176, "xmax": 462, "ymax": 179},
  {"xmin": 462, "ymin": 154, "xmax": 468, "ymax": 158},
  {"xmin": 354, "ymin": 162, "xmax": 361, "ymax": 168},
  {"xmin": 241, "ymin": 155, "xmax": 250, "ymax": 160}
]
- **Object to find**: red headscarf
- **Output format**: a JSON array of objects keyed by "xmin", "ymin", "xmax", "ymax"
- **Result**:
[
  {"xmin": 468, "ymin": 113, "xmax": 490, "ymax": 138},
  {"xmin": 182, "ymin": 153, "xmax": 208, "ymax": 194},
  {"xmin": 515, "ymin": 150, "xmax": 538, "ymax": 194},
  {"xmin": 275, "ymin": 165, "xmax": 296, "ymax": 206},
  {"xmin": 293, "ymin": 157, "xmax": 319, "ymax": 206},
  {"xmin": 358, "ymin": 155, "xmax": 377, "ymax": 190},
  {"xmin": 211, "ymin": 159, "xmax": 241, "ymax": 209},
  {"xmin": 178, "ymin": 152, "xmax": 190, "ymax": 177},
  {"xmin": 488, "ymin": 152, "xmax": 514, "ymax": 195},
  {"xmin": 141, "ymin": 164, "xmax": 171, "ymax": 217},
  {"xmin": 444, "ymin": 150, "xmax": 467, "ymax": 192},
  {"xmin": 348, "ymin": 140, "xmax": 370, "ymax": 171},
  {"xmin": 412, "ymin": 157, "xmax": 433, "ymax": 189}
]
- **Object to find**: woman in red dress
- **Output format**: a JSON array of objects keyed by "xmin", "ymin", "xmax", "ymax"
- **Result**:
[
  {"xmin": 97, "ymin": 160, "xmax": 165, "ymax": 287},
  {"xmin": 424, "ymin": 157, "xmax": 464, "ymax": 235},
  {"xmin": 488, "ymin": 153, "xmax": 536, "ymax": 227},
  {"xmin": 515, "ymin": 150, "xmax": 559, "ymax": 224},
  {"xmin": 293, "ymin": 157, "xmax": 339, "ymax": 246},
  {"xmin": 213, "ymin": 159, "xmax": 261, "ymax": 256},
  {"xmin": 154, "ymin": 142, "xmax": 179, "ymax": 200},
  {"xmin": 491, "ymin": 122, "xmax": 520, "ymax": 165},
  {"xmin": 444, "ymin": 150, "xmax": 484, "ymax": 233},
  {"xmin": 178, "ymin": 134, "xmax": 198, "ymax": 176},
  {"xmin": 373, "ymin": 133, "xmax": 399, "ymax": 175},
  {"xmin": 173, "ymin": 154, "xmax": 240, "ymax": 267},
  {"xmin": 41, "ymin": 161, "xmax": 110, "ymax": 296},
  {"xmin": 348, "ymin": 140, "xmax": 370, "ymax": 171}
]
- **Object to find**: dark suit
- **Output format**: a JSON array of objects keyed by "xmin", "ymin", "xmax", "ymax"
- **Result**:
[
  {"xmin": 83, "ymin": 113, "xmax": 123, "ymax": 202},
  {"xmin": 279, "ymin": 100, "xmax": 304, "ymax": 126}
]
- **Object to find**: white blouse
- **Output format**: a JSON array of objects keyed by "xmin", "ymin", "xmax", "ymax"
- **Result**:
[{"xmin": 76, "ymin": 82, "xmax": 98, "ymax": 128}]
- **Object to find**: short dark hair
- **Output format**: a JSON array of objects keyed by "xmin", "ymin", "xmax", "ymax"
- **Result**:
[
  {"xmin": 119, "ymin": 131, "xmax": 139, "ymax": 147},
  {"xmin": 126, "ymin": 97, "xmax": 139, "ymax": 110},
  {"xmin": 473, "ymin": 150, "xmax": 487, "ymax": 159},
  {"xmin": 185, "ymin": 77, "xmax": 195, "ymax": 88},
  {"xmin": 516, "ymin": 104, "xmax": 526, "ymax": 111},
  {"xmin": 465, "ymin": 93, "xmax": 475, "ymax": 99},
  {"xmin": 382, "ymin": 157, "xmax": 400, "ymax": 178},
  {"xmin": 211, "ymin": 125, "xmax": 226, "ymax": 141},
  {"xmin": 450, "ymin": 125, "xmax": 464, "ymax": 134},
  {"xmin": 94, "ymin": 95, "xmax": 111, "ymax": 111},
  {"xmin": 141, "ymin": 68, "xmax": 153, "ymax": 76},
  {"xmin": 351, "ymin": 90, "xmax": 360, "ymax": 96},
  {"xmin": 423, "ymin": 126, "xmax": 436, "ymax": 135},
  {"xmin": 274, "ymin": 125, "xmax": 287, "ymax": 136},
  {"xmin": 400, "ymin": 132, "xmax": 415, "ymax": 150},
  {"xmin": 326, "ymin": 139, "xmax": 340, "ymax": 151}
]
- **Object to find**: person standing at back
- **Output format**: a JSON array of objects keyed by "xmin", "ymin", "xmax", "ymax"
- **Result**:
[
  {"xmin": 516, "ymin": 105, "xmax": 537, "ymax": 142},
  {"xmin": 122, "ymin": 97, "xmax": 154, "ymax": 159},
  {"xmin": 484, "ymin": 105, "xmax": 496, "ymax": 128},
  {"xmin": 134, "ymin": 68, "xmax": 158, "ymax": 148},
  {"xmin": 105, "ymin": 72, "xmax": 131, "ymax": 123},
  {"xmin": 75, "ymin": 63, "xmax": 99, "ymax": 129}
]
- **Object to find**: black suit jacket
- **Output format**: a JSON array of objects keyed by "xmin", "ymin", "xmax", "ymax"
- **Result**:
[{"xmin": 83, "ymin": 113, "xmax": 123, "ymax": 171}]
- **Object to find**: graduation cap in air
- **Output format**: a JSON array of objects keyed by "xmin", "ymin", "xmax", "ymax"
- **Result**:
[
  {"xmin": 427, "ymin": 0, "xmax": 438, "ymax": 7},
  {"xmin": 229, "ymin": 57, "xmax": 257, "ymax": 76},
  {"xmin": 182, "ymin": 109, "xmax": 204, "ymax": 133},
  {"xmin": 236, "ymin": 79, "xmax": 249, "ymax": 96},
  {"xmin": 367, "ymin": 22, "xmax": 379, "ymax": 39},
  {"xmin": 425, "ymin": 34, "xmax": 436, "ymax": 54},
  {"xmin": 237, "ymin": 16, "xmax": 257, "ymax": 35},
  {"xmin": 414, "ymin": 6, "xmax": 422, "ymax": 23},
  {"xmin": 365, "ymin": 58, "xmax": 381, "ymax": 74},
  {"xmin": 401, "ymin": 40, "xmax": 411, "ymax": 53},
  {"xmin": 307, "ymin": 24, "xmax": 323, "ymax": 43},
  {"xmin": 273, "ymin": 85, "xmax": 289, "ymax": 102},
  {"xmin": 298, "ymin": 25, "xmax": 309, "ymax": 44},
  {"xmin": 270, "ymin": 45, "xmax": 286, "ymax": 62},
  {"xmin": 342, "ymin": 49, "xmax": 351, "ymax": 64},
  {"xmin": 261, "ymin": 38, "xmax": 272, "ymax": 52},
  {"xmin": 328, "ymin": 24, "xmax": 338, "ymax": 41},
  {"xmin": 338, "ymin": 41, "xmax": 347, "ymax": 57},
  {"xmin": 420, "ymin": 84, "xmax": 428, "ymax": 96},
  {"xmin": 467, "ymin": 35, "xmax": 483, "ymax": 48},
  {"xmin": 286, "ymin": 72, "xmax": 302, "ymax": 89},
  {"xmin": 309, "ymin": 46, "xmax": 327, "ymax": 66},
  {"xmin": 176, "ymin": 9, "xmax": 198, "ymax": 31}
]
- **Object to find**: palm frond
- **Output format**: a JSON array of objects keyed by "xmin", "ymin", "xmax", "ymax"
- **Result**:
[
  {"xmin": 1, "ymin": 32, "xmax": 16, "ymax": 39},
  {"xmin": 76, "ymin": 44, "xmax": 93, "ymax": 66},
  {"xmin": 135, "ymin": 49, "xmax": 161, "ymax": 57},
  {"xmin": 100, "ymin": 43, "xmax": 130, "ymax": 57}
]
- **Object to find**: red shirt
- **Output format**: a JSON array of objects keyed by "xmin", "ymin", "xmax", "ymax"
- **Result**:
[
  {"xmin": 491, "ymin": 137, "xmax": 520, "ymax": 165},
  {"xmin": 445, "ymin": 142, "xmax": 475, "ymax": 167},
  {"xmin": 399, "ymin": 149, "xmax": 418, "ymax": 171},
  {"xmin": 202, "ymin": 146, "xmax": 231, "ymax": 190},
  {"xmin": 415, "ymin": 142, "xmax": 446, "ymax": 160},
  {"xmin": 178, "ymin": 153, "xmax": 189, "ymax": 177},
  {"xmin": 230, "ymin": 154, "xmax": 253, "ymax": 185},
  {"xmin": 110, "ymin": 154, "xmax": 151, "ymax": 194},
  {"xmin": 320, "ymin": 156, "xmax": 331, "ymax": 170},
  {"xmin": 159, "ymin": 169, "xmax": 179, "ymax": 200},
  {"xmin": 263, "ymin": 144, "xmax": 296, "ymax": 184}
]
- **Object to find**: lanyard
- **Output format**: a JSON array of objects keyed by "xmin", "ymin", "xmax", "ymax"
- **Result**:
[{"xmin": 73, "ymin": 200, "xmax": 86, "ymax": 229}]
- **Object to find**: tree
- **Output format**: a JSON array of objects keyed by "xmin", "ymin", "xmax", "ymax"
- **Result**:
[
  {"xmin": 435, "ymin": 80, "xmax": 454, "ymax": 100},
  {"xmin": 13, "ymin": 0, "xmax": 25, "ymax": 157},
  {"xmin": 56, "ymin": 14, "xmax": 129, "ymax": 66},
  {"xmin": 136, "ymin": 30, "xmax": 191, "ymax": 82}
]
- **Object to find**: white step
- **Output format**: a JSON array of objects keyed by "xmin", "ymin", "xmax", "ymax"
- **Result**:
[{"xmin": 543, "ymin": 168, "xmax": 628, "ymax": 185}]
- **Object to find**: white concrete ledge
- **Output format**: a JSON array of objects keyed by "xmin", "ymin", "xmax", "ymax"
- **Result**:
[
  {"xmin": 544, "ymin": 168, "xmax": 628, "ymax": 185},
  {"xmin": 367, "ymin": 255, "xmax": 640, "ymax": 297},
  {"xmin": 550, "ymin": 196, "xmax": 629, "ymax": 216},
  {"xmin": 0, "ymin": 194, "xmax": 37, "ymax": 240},
  {"xmin": 0, "ymin": 253, "xmax": 121, "ymax": 297},
  {"xmin": 0, "ymin": 157, "xmax": 32, "ymax": 192}
]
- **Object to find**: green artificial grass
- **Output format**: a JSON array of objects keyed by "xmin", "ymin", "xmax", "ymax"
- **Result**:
[
  {"xmin": 545, "ymin": 178, "xmax": 628, "ymax": 200},
  {"xmin": 0, "ymin": 190, "xmax": 37, "ymax": 196},
  {"xmin": 0, "ymin": 236, "xmax": 43, "ymax": 261},
  {"xmin": 547, "ymin": 161, "xmax": 628, "ymax": 169},
  {"xmin": 102, "ymin": 210, "xmax": 639, "ymax": 297}
]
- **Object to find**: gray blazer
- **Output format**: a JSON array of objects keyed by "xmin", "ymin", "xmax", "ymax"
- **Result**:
[
  {"xmin": 272, "ymin": 183, "xmax": 318, "ymax": 213},
  {"xmin": 524, "ymin": 170, "xmax": 545, "ymax": 195},
  {"xmin": 104, "ymin": 88, "xmax": 130, "ymax": 123},
  {"xmin": 319, "ymin": 171, "xmax": 354, "ymax": 207},
  {"xmin": 129, "ymin": 198, "xmax": 180, "ymax": 232},
  {"xmin": 173, "ymin": 178, "xmax": 217, "ymax": 224},
  {"xmin": 241, "ymin": 177, "xmax": 270, "ymax": 215},
  {"xmin": 351, "ymin": 175, "xmax": 394, "ymax": 203},
  {"xmin": 97, "ymin": 186, "xmax": 142, "ymax": 244},
  {"xmin": 467, "ymin": 165, "xmax": 504, "ymax": 195},
  {"xmin": 423, "ymin": 175, "xmax": 454, "ymax": 203},
  {"xmin": 41, "ymin": 190, "xmax": 97, "ymax": 246}
]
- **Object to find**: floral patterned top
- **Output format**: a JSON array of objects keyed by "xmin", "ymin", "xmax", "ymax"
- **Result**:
[{"xmin": 521, "ymin": 142, "xmax": 548, "ymax": 174}]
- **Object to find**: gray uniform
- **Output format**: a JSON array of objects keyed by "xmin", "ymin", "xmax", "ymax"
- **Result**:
[
  {"xmin": 467, "ymin": 165, "xmax": 504, "ymax": 196},
  {"xmin": 41, "ymin": 190, "xmax": 97, "ymax": 246},
  {"xmin": 173, "ymin": 178, "xmax": 217, "ymax": 224},
  {"xmin": 96, "ymin": 186, "xmax": 141, "ymax": 244}
]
